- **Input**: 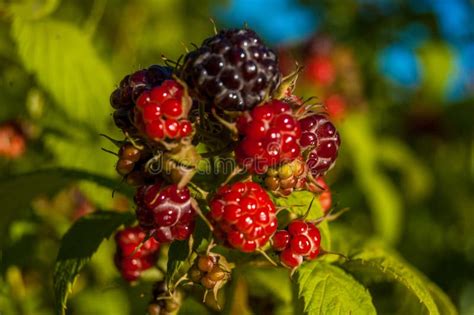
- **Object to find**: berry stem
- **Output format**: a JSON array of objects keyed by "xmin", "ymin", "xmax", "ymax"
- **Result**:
[
  {"xmin": 302, "ymin": 197, "xmax": 316, "ymax": 220},
  {"xmin": 191, "ymin": 199, "xmax": 214, "ymax": 231},
  {"xmin": 312, "ymin": 207, "xmax": 349, "ymax": 225},
  {"xmin": 211, "ymin": 108, "xmax": 238, "ymax": 137},
  {"xmin": 319, "ymin": 248, "xmax": 348, "ymax": 260},
  {"xmin": 188, "ymin": 182, "xmax": 209, "ymax": 199},
  {"xmin": 124, "ymin": 132, "xmax": 145, "ymax": 150},
  {"xmin": 257, "ymin": 249, "xmax": 278, "ymax": 267},
  {"xmin": 221, "ymin": 165, "xmax": 243, "ymax": 186}
]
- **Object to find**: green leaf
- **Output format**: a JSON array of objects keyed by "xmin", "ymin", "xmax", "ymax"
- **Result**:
[
  {"xmin": 342, "ymin": 242, "xmax": 442, "ymax": 315},
  {"xmin": 0, "ymin": 168, "xmax": 132, "ymax": 244},
  {"xmin": 340, "ymin": 114, "xmax": 402, "ymax": 244},
  {"xmin": 179, "ymin": 297, "xmax": 210, "ymax": 315},
  {"xmin": 241, "ymin": 267, "xmax": 291, "ymax": 304},
  {"xmin": 166, "ymin": 239, "xmax": 195, "ymax": 289},
  {"xmin": 11, "ymin": 17, "xmax": 113, "ymax": 128},
  {"xmin": 275, "ymin": 191, "xmax": 331, "ymax": 250},
  {"xmin": 53, "ymin": 211, "xmax": 134, "ymax": 315},
  {"xmin": 295, "ymin": 261, "xmax": 376, "ymax": 315},
  {"xmin": 5, "ymin": 0, "xmax": 60, "ymax": 20}
]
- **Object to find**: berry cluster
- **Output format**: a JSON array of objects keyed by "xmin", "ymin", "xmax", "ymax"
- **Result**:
[
  {"xmin": 235, "ymin": 100, "xmax": 301, "ymax": 174},
  {"xmin": 272, "ymin": 220, "xmax": 321, "ymax": 268},
  {"xmin": 106, "ymin": 26, "xmax": 343, "ymax": 313},
  {"xmin": 114, "ymin": 226, "xmax": 160, "ymax": 282},
  {"xmin": 188, "ymin": 254, "xmax": 230, "ymax": 290},
  {"xmin": 135, "ymin": 182, "xmax": 196, "ymax": 243},
  {"xmin": 209, "ymin": 182, "xmax": 277, "ymax": 252}
]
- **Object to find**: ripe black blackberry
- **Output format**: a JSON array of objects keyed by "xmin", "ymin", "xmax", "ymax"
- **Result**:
[
  {"xmin": 180, "ymin": 28, "xmax": 281, "ymax": 111},
  {"xmin": 110, "ymin": 65, "xmax": 173, "ymax": 132}
]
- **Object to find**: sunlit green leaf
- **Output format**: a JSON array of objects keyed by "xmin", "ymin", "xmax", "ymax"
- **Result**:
[
  {"xmin": 54, "ymin": 211, "xmax": 135, "ymax": 315},
  {"xmin": 296, "ymin": 261, "xmax": 376, "ymax": 315},
  {"xmin": 12, "ymin": 17, "xmax": 113, "ymax": 128},
  {"xmin": 342, "ymin": 242, "xmax": 444, "ymax": 315}
]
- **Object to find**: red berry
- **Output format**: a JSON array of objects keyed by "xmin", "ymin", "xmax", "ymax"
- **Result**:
[
  {"xmin": 0, "ymin": 122, "xmax": 26, "ymax": 159},
  {"xmin": 235, "ymin": 100, "xmax": 301, "ymax": 174},
  {"xmin": 299, "ymin": 114, "xmax": 340, "ymax": 177},
  {"xmin": 325, "ymin": 94, "xmax": 346, "ymax": 121},
  {"xmin": 272, "ymin": 230, "xmax": 290, "ymax": 251},
  {"xmin": 306, "ymin": 55, "xmax": 335, "ymax": 86},
  {"xmin": 280, "ymin": 248, "xmax": 303, "ymax": 268},
  {"xmin": 288, "ymin": 220, "xmax": 308, "ymax": 235},
  {"xmin": 145, "ymin": 120, "xmax": 165, "ymax": 139},
  {"xmin": 272, "ymin": 219, "xmax": 322, "ymax": 269},
  {"xmin": 290, "ymin": 234, "xmax": 312, "ymax": 255},
  {"xmin": 114, "ymin": 226, "xmax": 160, "ymax": 282},
  {"xmin": 162, "ymin": 99, "xmax": 183, "ymax": 118},
  {"xmin": 110, "ymin": 66, "xmax": 172, "ymax": 132},
  {"xmin": 209, "ymin": 182, "xmax": 277, "ymax": 252},
  {"xmin": 135, "ymin": 183, "xmax": 197, "ymax": 243},
  {"xmin": 133, "ymin": 79, "xmax": 192, "ymax": 141}
]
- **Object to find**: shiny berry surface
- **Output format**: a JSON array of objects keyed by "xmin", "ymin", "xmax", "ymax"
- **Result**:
[
  {"xmin": 109, "ymin": 65, "xmax": 172, "ymax": 133},
  {"xmin": 235, "ymin": 100, "xmax": 301, "ymax": 174},
  {"xmin": 209, "ymin": 182, "xmax": 277, "ymax": 252},
  {"xmin": 134, "ymin": 80, "xmax": 193, "ymax": 141},
  {"xmin": 114, "ymin": 226, "xmax": 160, "ymax": 282},
  {"xmin": 181, "ymin": 28, "xmax": 281, "ymax": 111},
  {"xmin": 271, "ymin": 220, "xmax": 321, "ymax": 269},
  {"xmin": 135, "ymin": 182, "xmax": 196, "ymax": 243},
  {"xmin": 299, "ymin": 114, "xmax": 340, "ymax": 177}
]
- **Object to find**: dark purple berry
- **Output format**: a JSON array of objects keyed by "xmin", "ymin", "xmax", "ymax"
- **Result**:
[{"xmin": 180, "ymin": 28, "xmax": 281, "ymax": 111}]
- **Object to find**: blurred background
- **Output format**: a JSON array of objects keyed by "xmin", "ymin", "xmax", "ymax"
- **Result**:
[{"xmin": 0, "ymin": 0, "xmax": 473, "ymax": 314}]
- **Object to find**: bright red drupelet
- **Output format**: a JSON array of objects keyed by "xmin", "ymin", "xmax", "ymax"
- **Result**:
[{"xmin": 114, "ymin": 225, "xmax": 160, "ymax": 282}]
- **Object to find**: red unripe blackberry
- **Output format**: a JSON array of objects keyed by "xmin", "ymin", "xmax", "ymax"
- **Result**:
[
  {"xmin": 134, "ymin": 80, "xmax": 193, "ymax": 141},
  {"xmin": 134, "ymin": 182, "xmax": 196, "ymax": 243},
  {"xmin": 110, "ymin": 65, "xmax": 172, "ymax": 132},
  {"xmin": 235, "ymin": 100, "xmax": 301, "ymax": 174},
  {"xmin": 306, "ymin": 55, "xmax": 335, "ymax": 87},
  {"xmin": 0, "ymin": 121, "xmax": 26, "ymax": 159},
  {"xmin": 325, "ymin": 94, "xmax": 347, "ymax": 121},
  {"xmin": 299, "ymin": 114, "xmax": 340, "ymax": 177},
  {"xmin": 271, "ymin": 220, "xmax": 321, "ymax": 269},
  {"xmin": 310, "ymin": 177, "xmax": 332, "ymax": 213},
  {"xmin": 180, "ymin": 28, "xmax": 281, "ymax": 111},
  {"xmin": 114, "ymin": 226, "xmax": 160, "ymax": 282},
  {"xmin": 209, "ymin": 181, "xmax": 277, "ymax": 252}
]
